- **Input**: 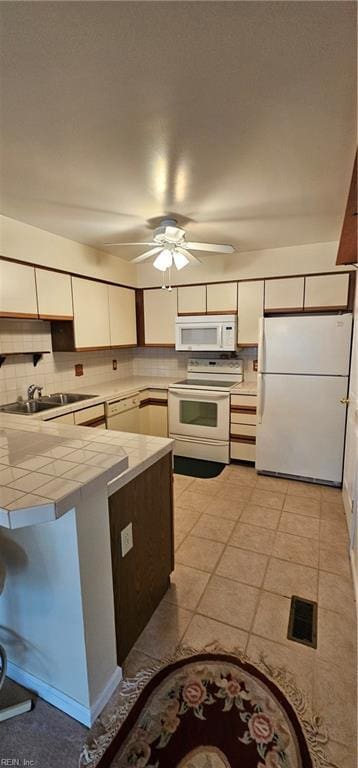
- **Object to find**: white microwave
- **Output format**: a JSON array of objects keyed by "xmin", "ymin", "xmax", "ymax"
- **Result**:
[{"xmin": 175, "ymin": 315, "xmax": 237, "ymax": 351}]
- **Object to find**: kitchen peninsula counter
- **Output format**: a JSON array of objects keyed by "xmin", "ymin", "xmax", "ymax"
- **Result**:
[{"xmin": 0, "ymin": 413, "xmax": 174, "ymax": 726}]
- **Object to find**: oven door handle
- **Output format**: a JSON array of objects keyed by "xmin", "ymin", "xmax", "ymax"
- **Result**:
[{"xmin": 169, "ymin": 388, "xmax": 229, "ymax": 401}]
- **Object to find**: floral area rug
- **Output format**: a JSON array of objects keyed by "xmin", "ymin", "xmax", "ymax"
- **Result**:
[{"xmin": 80, "ymin": 648, "xmax": 335, "ymax": 768}]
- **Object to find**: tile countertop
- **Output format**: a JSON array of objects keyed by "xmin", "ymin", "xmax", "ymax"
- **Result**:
[
  {"xmin": 35, "ymin": 375, "xmax": 257, "ymax": 422},
  {"xmin": 231, "ymin": 382, "xmax": 257, "ymax": 395},
  {"xmin": 0, "ymin": 413, "xmax": 173, "ymax": 529},
  {"xmin": 37, "ymin": 376, "xmax": 179, "ymax": 421}
]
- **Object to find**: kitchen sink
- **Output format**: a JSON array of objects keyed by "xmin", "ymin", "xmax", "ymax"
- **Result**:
[
  {"xmin": 0, "ymin": 399, "xmax": 60, "ymax": 415},
  {"xmin": 47, "ymin": 392, "xmax": 97, "ymax": 404},
  {"xmin": 0, "ymin": 392, "xmax": 96, "ymax": 415}
]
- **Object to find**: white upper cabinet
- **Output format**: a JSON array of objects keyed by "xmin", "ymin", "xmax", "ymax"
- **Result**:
[
  {"xmin": 304, "ymin": 273, "xmax": 350, "ymax": 309},
  {"xmin": 206, "ymin": 282, "xmax": 237, "ymax": 313},
  {"xmin": 264, "ymin": 277, "xmax": 304, "ymax": 311},
  {"xmin": 237, "ymin": 280, "xmax": 264, "ymax": 345},
  {"xmin": 108, "ymin": 285, "xmax": 137, "ymax": 347},
  {"xmin": 144, "ymin": 288, "xmax": 178, "ymax": 345},
  {"xmin": 72, "ymin": 277, "xmax": 110, "ymax": 349},
  {"xmin": 36, "ymin": 269, "xmax": 73, "ymax": 319},
  {"xmin": 178, "ymin": 285, "xmax": 206, "ymax": 314},
  {"xmin": 0, "ymin": 260, "xmax": 38, "ymax": 317}
]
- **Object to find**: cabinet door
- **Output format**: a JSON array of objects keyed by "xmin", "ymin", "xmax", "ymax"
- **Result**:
[
  {"xmin": 108, "ymin": 285, "xmax": 137, "ymax": 347},
  {"xmin": 177, "ymin": 285, "xmax": 206, "ymax": 314},
  {"xmin": 72, "ymin": 277, "xmax": 110, "ymax": 349},
  {"xmin": 237, "ymin": 281, "xmax": 264, "ymax": 345},
  {"xmin": 264, "ymin": 277, "xmax": 304, "ymax": 311},
  {"xmin": 36, "ymin": 269, "xmax": 73, "ymax": 320},
  {"xmin": 0, "ymin": 260, "xmax": 38, "ymax": 318},
  {"xmin": 143, "ymin": 288, "xmax": 177, "ymax": 345},
  {"xmin": 304, "ymin": 274, "xmax": 350, "ymax": 309},
  {"xmin": 206, "ymin": 282, "xmax": 237, "ymax": 313}
]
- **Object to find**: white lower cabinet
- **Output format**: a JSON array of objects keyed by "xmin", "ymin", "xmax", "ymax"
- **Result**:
[
  {"xmin": 230, "ymin": 393, "xmax": 257, "ymax": 462},
  {"xmin": 74, "ymin": 404, "xmax": 105, "ymax": 426},
  {"xmin": 139, "ymin": 390, "xmax": 168, "ymax": 437}
]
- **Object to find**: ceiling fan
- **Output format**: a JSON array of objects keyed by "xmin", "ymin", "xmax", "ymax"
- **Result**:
[{"xmin": 104, "ymin": 218, "xmax": 235, "ymax": 272}]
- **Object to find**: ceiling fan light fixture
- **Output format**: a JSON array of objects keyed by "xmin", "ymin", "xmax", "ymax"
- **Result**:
[
  {"xmin": 173, "ymin": 250, "xmax": 189, "ymax": 270},
  {"xmin": 153, "ymin": 248, "xmax": 173, "ymax": 271}
]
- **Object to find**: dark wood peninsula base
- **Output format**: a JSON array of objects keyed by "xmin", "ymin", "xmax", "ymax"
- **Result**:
[{"xmin": 108, "ymin": 452, "xmax": 174, "ymax": 663}]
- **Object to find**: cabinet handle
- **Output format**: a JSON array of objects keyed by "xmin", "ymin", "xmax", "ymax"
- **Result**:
[{"xmin": 340, "ymin": 397, "xmax": 350, "ymax": 405}]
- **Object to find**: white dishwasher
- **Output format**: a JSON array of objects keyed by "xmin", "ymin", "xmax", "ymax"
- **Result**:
[{"xmin": 106, "ymin": 394, "xmax": 140, "ymax": 433}]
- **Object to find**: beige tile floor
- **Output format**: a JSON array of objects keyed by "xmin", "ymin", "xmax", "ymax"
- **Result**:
[{"xmin": 125, "ymin": 463, "xmax": 357, "ymax": 767}]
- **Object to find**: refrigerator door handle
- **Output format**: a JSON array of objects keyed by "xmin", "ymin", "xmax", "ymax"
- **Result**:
[
  {"xmin": 258, "ymin": 316, "xmax": 264, "ymax": 373},
  {"xmin": 257, "ymin": 372, "xmax": 264, "ymax": 424}
]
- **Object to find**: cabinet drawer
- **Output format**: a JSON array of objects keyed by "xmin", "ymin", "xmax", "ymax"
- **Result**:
[
  {"xmin": 74, "ymin": 404, "xmax": 105, "ymax": 425},
  {"xmin": 231, "ymin": 394, "xmax": 257, "ymax": 408},
  {"xmin": 230, "ymin": 440, "xmax": 256, "ymax": 462},
  {"xmin": 48, "ymin": 412, "xmax": 75, "ymax": 425},
  {"xmin": 231, "ymin": 410, "xmax": 257, "ymax": 426},
  {"xmin": 230, "ymin": 423, "xmax": 256, "ymax": 438}
]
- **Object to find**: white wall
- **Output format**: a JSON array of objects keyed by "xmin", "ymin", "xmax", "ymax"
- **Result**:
[
  {"xmin": 137, "ymin": 240, "xmax": 346, "ymax": 287},
  {"xmin": 343, "ymin": 270, "xmax": 358, "ymax": 595},
  {"xmin": 0, "ymin": 214, "xmax": 137, "ymax": 287}
]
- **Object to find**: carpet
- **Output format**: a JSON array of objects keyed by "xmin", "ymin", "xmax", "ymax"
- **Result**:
[
  {"xmin": 80, "ymin": 648, "xmax": 332, "ymax": 768},
  {"xmin": 174, "ymin": 457, "xmax": 225, "ymax": 479}
]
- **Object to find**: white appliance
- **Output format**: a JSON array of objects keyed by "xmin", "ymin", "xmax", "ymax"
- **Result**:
[
  {"xmin": 175, "ymin": 315, "xmax": 237, "ymax": 352},
  {"xmin": 256, "ymin": 313, "xmax": 352, "ymax": 485},
  {"xmin": 106, "ymin": 393, "xmax": 140, "ymax": 433},
  {"xmin": 169, "ymin": 358, "xmax": 243, "ymax": 463}
]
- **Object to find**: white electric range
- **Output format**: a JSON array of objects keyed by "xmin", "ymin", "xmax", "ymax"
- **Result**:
[{"xmin": 168, "ymin": 358, "xmax": 243, "ymax": 463}]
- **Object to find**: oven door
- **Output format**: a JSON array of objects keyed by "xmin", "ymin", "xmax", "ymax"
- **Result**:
[
  {"xmin": 175, "ymin": 320, "xmax": 222, "ymax": 351},
  {"xmin": 168, "ymin": 388, "xmax": 230, "ymax": 441}
]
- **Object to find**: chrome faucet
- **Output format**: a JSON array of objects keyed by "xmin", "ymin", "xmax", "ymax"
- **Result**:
[{"xmin": 27, "ymin": 384, "xmax": 43, "ymax": 401}]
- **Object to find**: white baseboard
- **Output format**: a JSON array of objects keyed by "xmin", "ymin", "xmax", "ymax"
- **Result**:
[
  {"xmin": 90, "ymin": 665, "xmax": 123, "ymax": 724},
  {"xmin": 7, "ymin": 661, "xmax": 122, "ymax": 726},
  {"xmin": 342, "ymin": 481, "xmax": 358, "ymax": 606}
]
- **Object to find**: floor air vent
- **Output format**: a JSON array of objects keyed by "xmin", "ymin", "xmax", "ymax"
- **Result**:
[{"xmin": 287, "ymin": 596, "xmax": 317, "ymax": 649}]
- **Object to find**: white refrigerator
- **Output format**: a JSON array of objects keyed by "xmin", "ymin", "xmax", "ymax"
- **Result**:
[{"xmin": 256, "ymin": 313, "xmax": 352, "ymax": 485}]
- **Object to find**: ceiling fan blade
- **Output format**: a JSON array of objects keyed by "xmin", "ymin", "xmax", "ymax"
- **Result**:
[
  {"xmin": 185, "ymin": 241, "xmax": 235, "ymax": 254},
  {"xmin": 176, "ymin": 246, "xmax": 202, "ymax": 265},
  {"xmin": 132, "ymin": 247, "xmax": 163, "ymax": 263},
  {"xmin": 103, "ymin": 241, "xmax": 157, "ymax": 247}
]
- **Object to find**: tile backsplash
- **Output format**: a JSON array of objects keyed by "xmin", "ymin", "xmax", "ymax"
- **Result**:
[
  {"xmin": 0, "ymin": 320, "xmax": 133, "ymax": 405},
  {"xmin": 0, "ymin": 319, "xmax": 257, "ymax": 405}
]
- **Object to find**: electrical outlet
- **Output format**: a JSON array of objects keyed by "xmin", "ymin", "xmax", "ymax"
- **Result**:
[
  {"xmin": 75, "ymin": 363, "xmax": 83, "ymax": 376},
  {"xmin": 253, "ymin": 359, "xmax": 258, "ymax": 372},
  {"xmin": 112, "ymin": 359, "xmax": 117, "ymax": 371},
  {"xmin": 121, "ymin": 523, "xmax": 133, "ymax": 557}
]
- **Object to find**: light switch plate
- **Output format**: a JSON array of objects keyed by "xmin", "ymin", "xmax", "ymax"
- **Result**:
[{"xmin": 121, "ymin": 523, "xmax": 133, "ymax": 557}]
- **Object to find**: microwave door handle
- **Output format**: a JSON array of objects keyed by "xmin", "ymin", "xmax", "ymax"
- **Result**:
[{"xmin": 219, "ymin": 325, "xmax": 223, "ymax": 348}]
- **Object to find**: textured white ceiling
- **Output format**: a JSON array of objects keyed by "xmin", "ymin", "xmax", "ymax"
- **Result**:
[{"xmin": 0, "ymin": 1, "xmax": 356, "ymax": 260}]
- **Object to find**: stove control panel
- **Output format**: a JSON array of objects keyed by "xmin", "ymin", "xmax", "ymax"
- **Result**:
[{"xmin": 188, "ymin": 358, "xmax": 243, "ymax": 375}]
